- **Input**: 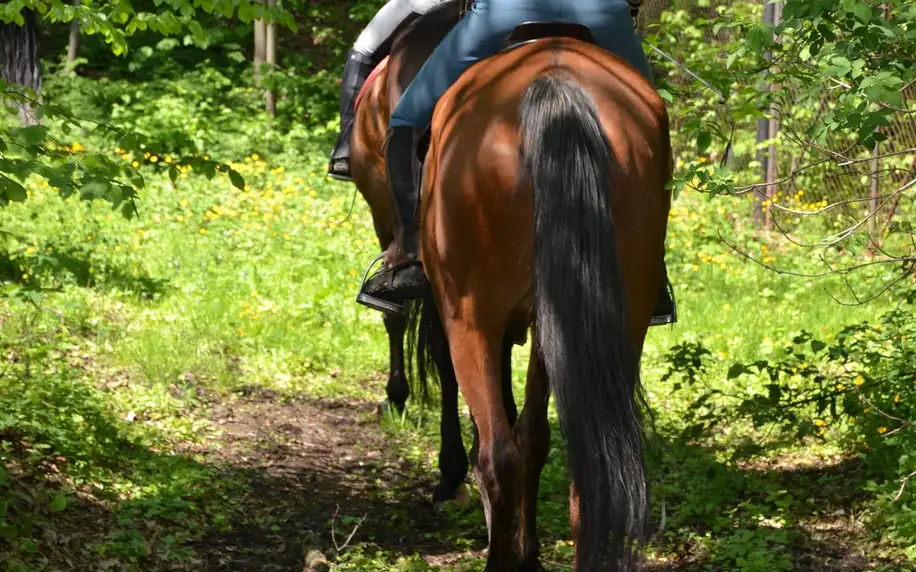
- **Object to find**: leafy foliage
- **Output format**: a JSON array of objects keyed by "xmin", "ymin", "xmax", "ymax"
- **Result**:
[
  {"xmin": 649, "ymin": 0, "xmax": 916, "ymax": 198},
  {"xmin": 0, "ymin": 0, "xmax": 914, "ymax": 569},
  {"xmin": 0, "ymin": 0, "xmax": 297, "ymax": 56},
  {"xmin": 662, "ymin": 299, "xmax": 916, "ymax": 557}
]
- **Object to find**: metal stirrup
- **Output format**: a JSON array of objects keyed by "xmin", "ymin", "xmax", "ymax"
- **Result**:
[{"xmin": 356, "ymin": 252, "xmax": 405, "ymax": 314}]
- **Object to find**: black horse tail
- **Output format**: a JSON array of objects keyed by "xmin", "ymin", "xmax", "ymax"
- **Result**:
[{"xmin": 519, "ymin": 73, "xmax": 648, "ymax": 571}]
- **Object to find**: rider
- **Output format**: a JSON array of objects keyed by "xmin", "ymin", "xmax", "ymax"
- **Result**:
[
  {"xmin": 327, "ymin": 0, "xmax": 454, "ymax": 182},
  {"xmin": 357, "ymin": 0, "xmax": 677, "ymax": 326}
]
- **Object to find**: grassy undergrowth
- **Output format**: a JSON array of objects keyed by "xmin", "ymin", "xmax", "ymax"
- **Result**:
[{"xmin": 2, "ymin": 67, "xmax": 914, "ymax": 570}]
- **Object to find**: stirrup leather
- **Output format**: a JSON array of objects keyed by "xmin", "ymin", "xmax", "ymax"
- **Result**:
[{"xmin": 649, "ymin": 278, "xmax": 677, "ymax": 327}]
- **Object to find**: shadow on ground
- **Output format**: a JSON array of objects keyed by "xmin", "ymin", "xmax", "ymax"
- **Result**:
[
  {"xmin": 188, "ymin": 386, "xmax": 485, "ymax": 571},
  {"xmin": 1, "ymin": 245, "xmax": 168, "ymax": 299},
  {"xmin": 3, "ymin": 375, "xmax": 906, "ymax": 572}
]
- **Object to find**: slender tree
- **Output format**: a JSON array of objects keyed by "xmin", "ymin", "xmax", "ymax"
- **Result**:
[
  {"xmin": 265, "ymin": 0, "xmax": 277, "ymax": 118},
  {"xmin": 67, "ymin": 0, "xmax": 81, "ymax": 64},
  {"xmin": 0, "ymin": 8, "xmax": 42, "ymax": 125},
  {"xmin": 253, "ymin": 0, "xmax": 265, "ymax": 85}
]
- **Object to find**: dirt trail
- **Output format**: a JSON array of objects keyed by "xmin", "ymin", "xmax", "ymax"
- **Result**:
[
  {"xmin": 193, "ymin": 387, "xmax": 483, "ymax": 571},
  {"xmin": 190, "ymin": 387, "xmax": 899, "ymax": 572}
]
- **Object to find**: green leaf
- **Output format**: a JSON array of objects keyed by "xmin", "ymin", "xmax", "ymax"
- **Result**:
[
  {"xmin": 657, "ymin": 88, "xmax": 674, "ymax": 103},
  {"xmin": 228, "ymin": 168, "xmax": 245, "ymax": 190},
  {"xmin": 852, "ymin": 2, "xmax": 872, "ymax": 23},
  {"xmin": 80, "ymin": 180, "xmax": 110, "ymax": 200},
  {"xmin": 811, "ymin": 340, "xmax": 827, "ymax": 353},
  {"xmin": 50, "ymin": 493, "xmax": 68, "ymax": 513},
  {"xmin": 746, "ymin": 24, "xmax": 772, "ymax": 56},
  {"xmin": 16, "ymin": 125, "xmax": 48, "ymax": 146},
  {"xmin": 1, "ymin": 178, "xmax": 27, "ymax": 202},
  {"xmin": 727, "ymin": 363, "xmax": 747, "ymax": 380},
  {"xmin": 697, "ymin": 132, "xmax": 713, "ymax": 154}
]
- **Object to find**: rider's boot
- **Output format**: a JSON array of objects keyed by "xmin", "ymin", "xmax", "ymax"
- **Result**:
[
  {"xmin": 357, "ymin": 126, "xmax": 429, "ymax": 311},
  {"xmin": 650, "ymin": 258, "xmax": 677, "ymax": 326},
  {"xmin": 328, "ymin": 49, "xmax": 377, "ymax": 182}
]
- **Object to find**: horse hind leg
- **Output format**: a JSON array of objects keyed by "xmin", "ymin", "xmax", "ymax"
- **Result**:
[
  {"xmin": 424, "ymin": 303, "xmax": 470, "ymax": 505},
  {"xmin": 381, "ymin": 310, "xmax": 409, "ymax": 414},
  {"xmin": 501, "ymin": 330, "xmax": 519, "ymax": 427},
  {"xmin": 433, "ymin": 325, "xmax": 519, "ymax": 505},
  {"xmin": 515, "ymin": 345, "xmax": 550, "ymax": 572},
  {"xmin": 445, "ymin": 317, "xmax": 521, "ymax": 571}
]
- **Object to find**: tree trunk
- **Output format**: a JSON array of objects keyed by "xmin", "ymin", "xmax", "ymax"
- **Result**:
[
  {"xmin": 253, "ymin": 4, "xmax": 266, "ymax": 86},
  {"xmin": 753, "ymin": 0, "xmax": 777, "ymax": 227},
  {"xmin": 763, "ymin": 1, "xmax": 783, "ymax": 231},
  {"xmin": 67, "ymin": 0, "xmax": 81, "ymax": 64},
  {"xmin": 265, "ymin": 0, "xmax": 277, "ymax": 118},
  {"xmin": 0, "ymin": 8, "xmax": 42, "ymax": 125}
]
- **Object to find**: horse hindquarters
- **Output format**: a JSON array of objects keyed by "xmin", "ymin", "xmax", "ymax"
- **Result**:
[{"xmin": 520, "ymin": 74, "xmax": 648, "ymax": 571}]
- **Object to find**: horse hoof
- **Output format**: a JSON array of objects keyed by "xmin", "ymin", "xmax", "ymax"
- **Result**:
[
  {"xmin": 433, "ymin": 481, "xmax": 470, "ymax": 507},
  {"xmin": 454, "ymin": 482, "xmax": 470, "ymax": 507},
  {"xmin": 376, "ymin": 399, "xmax": 405, "ymax": 420}
]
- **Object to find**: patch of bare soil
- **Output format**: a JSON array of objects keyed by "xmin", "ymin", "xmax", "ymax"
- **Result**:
[{"xmin": 191, "ymin": 386, "xmax": 482, "ymax": 571}]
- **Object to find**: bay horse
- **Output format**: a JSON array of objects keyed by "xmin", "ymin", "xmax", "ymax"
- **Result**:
[
  {"xmin": 349, "ymin": 1, "xmax": 514, "ymax": 504},
  {"xmin": 408, "ymin": 25, "xmax": 671, "ymax": 572}
]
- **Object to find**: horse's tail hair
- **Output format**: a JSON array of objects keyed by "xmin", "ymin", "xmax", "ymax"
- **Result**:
[
  {"xmin": 519, "ymin": 73, "xmax": 648, "ymax": 571},
  {"xmin": 405, "ymin": 295, "xmax": 441, "ymax": 407}
]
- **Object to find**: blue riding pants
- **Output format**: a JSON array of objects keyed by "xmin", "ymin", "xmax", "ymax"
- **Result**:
[{"xmin": 389, "ymin": 0, "xmax": 654, "ymax": 130}]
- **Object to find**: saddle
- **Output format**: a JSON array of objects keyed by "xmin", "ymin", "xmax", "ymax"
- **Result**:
[
  {"xmin": 501, "ymin": 22, "xmax": 597, "ymax": 52},
  {"xmin": 414, "ymin": 22, "xmax": 598, "ymax": 161}
]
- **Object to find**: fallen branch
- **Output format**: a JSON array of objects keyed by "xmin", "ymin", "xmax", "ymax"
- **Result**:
[
  {"xmin": 895, "ymin": 469, "xmax": 916, "ymax": 501},
  {"xmin": 330, "ymin": 505, "xmax": 366, "ymax": 555}
]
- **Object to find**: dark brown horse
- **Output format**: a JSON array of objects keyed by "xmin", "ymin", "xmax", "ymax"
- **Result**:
[
  {"xmin": 409, "ymin": 29, "xmax": 672, "ymax": 572},
  {"xmin": 349, "ymin": 1, "xmax": 502, "ymax": 504}
]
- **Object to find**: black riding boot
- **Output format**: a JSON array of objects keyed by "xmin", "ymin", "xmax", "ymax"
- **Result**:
[
  {"xmin": 328, "ymin": 49, "xmax": 377, "ymax": 182},
  {"xmin": 650, "ymin": 259, "xmax": 677, "ymax": 326},
  {"xmin": 357, "ymin": 126, "xmax": 429, "ymax": 312}
]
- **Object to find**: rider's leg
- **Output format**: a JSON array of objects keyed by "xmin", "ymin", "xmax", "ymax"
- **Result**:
[
  {"xmin": 328, "ymin": 0, "xmax": 448, "ymax": 182},
  {"xmin": 327, "ymin": 49, "xmax": 376, "ymax": 182},
  {"xmin": 575, "ymin": 0, "xmax": 677, "ymax": 325},
  {"xmin": 361, "ymin": 0, "xmax": 554, "ymax": 306}
]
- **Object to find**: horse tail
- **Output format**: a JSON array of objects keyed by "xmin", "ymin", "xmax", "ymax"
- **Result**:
[
  {"xmin": 405, "ymin": 295, "xmax": 442, "ymax": 406},
  {"xmin": 520, "ymin": 74, "xmax": 648, "ymax": 571}
]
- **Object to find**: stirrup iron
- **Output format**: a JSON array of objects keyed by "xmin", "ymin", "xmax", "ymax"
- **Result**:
[{"xmin": 356, "ymin": 252, "xmax": 405, "ymax": 314}]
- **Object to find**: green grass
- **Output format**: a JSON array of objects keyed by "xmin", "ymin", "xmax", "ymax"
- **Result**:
[{"xmin": 2, "ymin": 100, "xmax": 913, "ymax": 570}]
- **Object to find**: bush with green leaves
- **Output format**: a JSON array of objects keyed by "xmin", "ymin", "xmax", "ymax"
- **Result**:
[
  {"xmin": 0, "ymin": 0, "xmax": 303, "ymax": 216},
  {"xmin": 662, "ymin": 290, "xmax": 916, "ymax": 559}
]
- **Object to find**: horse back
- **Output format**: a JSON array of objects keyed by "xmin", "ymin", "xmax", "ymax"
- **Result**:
[{"xmin": 421, "ymin": 38, "xmax": 672, "ymax": 325}]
